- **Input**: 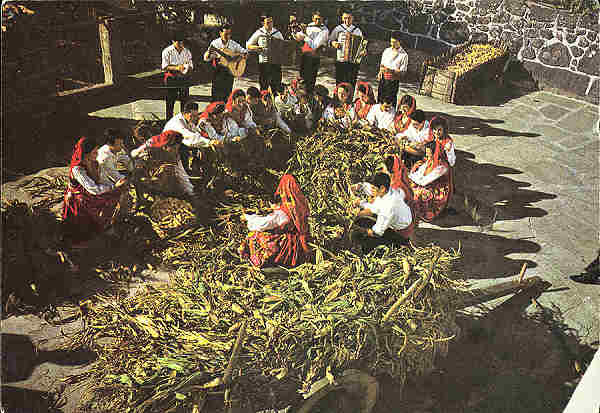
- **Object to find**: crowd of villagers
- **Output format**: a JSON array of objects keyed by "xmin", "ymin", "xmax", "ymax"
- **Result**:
[{"xmin": 61, "ymin": 80, "xmax": 455, "ymax": 270}]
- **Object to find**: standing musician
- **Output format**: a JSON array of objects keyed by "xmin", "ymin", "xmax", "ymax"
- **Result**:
[
  {"xmin": 377, "ymin": 31, "xmax": 408, "ymax": 104},
  {"xmin": 294, "ymin": 11, "xmax": 329, "ymax": 94},
  {"xmin": 162, "ymin": 32, "xmax": 193, "ymax": 120},
  {"xmin": 246, "ymin": 14, "xmax": 284, "ymax": 93},
  {"xmin": 204, "ymin": 25, "xmax": 248, "ymax": 103},
  {"xmin": 329, "ymin": 10, "xmax": 364, "ymax": 88}
]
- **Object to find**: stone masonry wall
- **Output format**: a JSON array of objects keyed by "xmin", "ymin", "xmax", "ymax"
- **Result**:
[{"xmin": 282, "ymin": 1, "xmax": 599, "ymax": 103}]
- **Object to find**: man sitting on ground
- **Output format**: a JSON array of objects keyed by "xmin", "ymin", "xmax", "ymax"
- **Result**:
[
  {"xmin": 351, "ymin": 172, "xmax": 413, "ymax": 253},
  {"xmin": 366, "ymin": 95, "xmax": 397, "ymax": 133}
]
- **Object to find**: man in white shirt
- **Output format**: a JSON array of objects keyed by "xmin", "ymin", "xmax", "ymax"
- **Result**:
[
  {"xmin": 377, "ymin": 31, "xmax": 408, "ymax": 104},
  {"xmin": 161, "ymin": 32, "xmax": 193, "ymax": 120},
  {"xmin": 246, "ymin": 14, "xmax": 285, "ymax": 93},
  {"xmin": 397, "ymin": 109, "xmax": 431, "ymax": 169},
  {"xmin": 97, "ymin": 128, "xmax": 133, "ymax": 187},
  {"xmin": 161, "ymin": 102, "xmax": 223, "ymax": 175},
  {"xmin": 366, "ymin": 95, "xmax": 397, "ymax": 133},
  {"xmin": 329, "ymin": 10, "xmax": 364, "ymax": 88},
  {"xmin": 294, "ymin": 11, "xmax": 329, "ymax": 94},
  {"xmin": 352, "ymin": 173, "xmax": 413, "ymax": 253},
  {"xmin": 204, "ymin": 25, "xmax": 248, "ymax": 102}
]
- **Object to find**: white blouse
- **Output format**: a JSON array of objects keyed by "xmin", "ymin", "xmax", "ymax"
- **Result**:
[
  {"xmin": 71, "ymin": 166, "xmax": 114, "ymax": 195},
  {"xmin": 323, "ymin": 104, "xmax": 356, "ymax": 129},
  {"xmin": 96, "ymin": 145, "xmax": 130, "ymax": 186},
  {"xmin": 163, "ymin": 113, "xmax": 211, "ymax": 148},
  {"xmin": 380, "ymin": 46, "xmax": 408, "ymax": 73},
  {"xmin": 296, "ymin": 23, "xmax": 329, "ymax": 50},
  {"xmin": 198, "ymin": 117, "xmax": 248, "ymax": 143},
  {"xmin": 397, "ymin": 120, "xmax": 431, "ymax": 144},
  {"xmin": 366, "ymin": 104, "xmax": 396, "ymax": 132},
  {"xmin": 245, "ymin": 209, "xmax": 290, "ymax": 232},
  {"xmin": 360, "ymin": 190, "xmax": 412, "ymax": 236},
  {"xmin": 408, "ymin": 141, "xmax": 456, "ymax": 187}
]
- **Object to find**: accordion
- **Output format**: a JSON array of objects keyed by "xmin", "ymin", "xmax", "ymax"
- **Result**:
[{"xmin": 342, "ymin": 32, "xmax": 368, "ymax": 64}]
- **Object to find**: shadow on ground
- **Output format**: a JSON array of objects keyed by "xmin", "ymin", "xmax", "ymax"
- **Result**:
[
  {"xmin": 374, "ymin": 284, "xmax": 597, "ymax": 413},
  {"xmin": 1, "ymin": 385, "xmax": 64, "ymax": 413}
]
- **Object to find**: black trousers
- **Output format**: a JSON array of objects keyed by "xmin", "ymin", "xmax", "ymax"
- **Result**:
[
  {"xmin": 377, "ymin": 77, "xmax": 400, "ymax": 104},
  {"xmin": 165, "ymin": 76, "xmax": 190, "ymax": 120},
  {"xmin": 211, "ymin": 65, "xmax": 234, "ymax": 103},
  {"xmin": 352, "ymin": 217, "xmax": 409, "ymax": 253},
  {"xmin": 259, "ymin": 62, "xmax": 282, "ymax": 93},
  {"xmin": 300, "ymin": 54, "xmax": 320, "ymax": 94},
  {"xmin": 335, "ymin": 61, "xmax": 360, "ymax": 88}
]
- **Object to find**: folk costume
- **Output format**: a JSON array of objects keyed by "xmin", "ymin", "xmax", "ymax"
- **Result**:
[
  {"xmin": 409, "ymin": 117, "xmax": 456, "ymax": 222},
  {"xmin": 239, "ymin": 174, "xmax": 311, "ymax": 268},
  {"xmin": 204, "ymin": 37, "xmax": 247, "ymax": 102},
  {"xmin": 390, "ymin": 155, "xmax": 417, "ymax": 239},
  {"xmin": 130, "ymin": 130, "xmax": 194, "ymax": 197},
  {"xmin": 197, "ymin": 102, "xmax": 248, "ymax": 142},
  {"xmin": 323, "ymin": 82, "xmax": 356, "ymax": 129},
  {"xmin": 62, "ymin": 138, "xmax": 122, "ymax": 245},
  {"xmin": 377, "ymin": 44, "xmax": 408, "ymax": 104},
  {"xmin": 248, "ymin": 90, "xmax": 291, "ymax": 133},
  {"xmin": 246, "ymin": 26, "xmax": 284, "ymax": 92},
  {"xmin": 161, "ymin": 42, "xmax": 193, "ymax": 120},
  {"xmin": 354, "ymin": 81, "xmax": 376, "ymax": 123},
  {"xmin": 226, "ymin": 89, "xmax": 257, "ymax": 130},
  {"xmin": 295, "ymin": 22, "xmax": 328, "ymax": 94},
  {"xmin": 329, "ymin": 22, "xmax": 363, "ymax": 87},
  {"xmin": 393, "ymin": 95, "xmax": 416, "ymax": 135}
]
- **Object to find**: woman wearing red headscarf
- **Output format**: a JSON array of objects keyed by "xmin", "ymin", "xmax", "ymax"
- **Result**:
[
  {"xmin": 408, "ymin": 117, "xmax": 456, "ymax": 222},
  {"xmin": 226, "ymin": 88, "xmax": 257, "ymax": 131},
  {"xmin": 197, "ymin": 101, "xmax": 247, "ymax": 143},
  {"xmin": 62, "ymin": 137, "xmax": 127, "ymax": 247},
  {"xmin": 354, "ymin": 81, "xmax": 376, "ymax": 122},
  {"xmin": 323, "ymin": 82, "xmax": 356, "ymax": 129},
  {"xmin": 393, "ymin": 94, "xmax": 416, "ymax": 134},
  {"xmin": 239, "ymin": 174, "xmax": 311, "ymax": 268},
  {"xmin": 130, "ymin": 130, "xmax": 193, "ymax": 197}
]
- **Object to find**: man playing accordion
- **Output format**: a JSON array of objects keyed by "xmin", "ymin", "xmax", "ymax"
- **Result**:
[{"xmin": 329, "ymin": 10, "xmax": 364, "ymax": 88}]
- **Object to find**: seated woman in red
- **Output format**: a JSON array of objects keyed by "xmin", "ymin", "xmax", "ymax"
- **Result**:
[
  {"xmin": 354, "ymin": 81, "xmax": 376, "ymax": 124},
  {"xmin": 408, "ymin": 117, "xmax": 456, "ymax": 222},
  {"xmin": 393, "ymin": 94, "xmax": 416, "ymax": 135},
  {"xmin": 238, "ymin": 174, "xmax": 311, "ymax": 268},
  {"xmin": 62, "ymin": 137, "xmax": 128, "ymax": 247}
]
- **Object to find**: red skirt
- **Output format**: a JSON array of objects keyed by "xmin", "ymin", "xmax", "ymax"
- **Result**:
[
  {"xmin": 238, "ymin": 225, "xmax": 310, "ymax": 269},
  {"xmin": 409, "ymin": 162, "xmax": 454, "ymax": 222}
]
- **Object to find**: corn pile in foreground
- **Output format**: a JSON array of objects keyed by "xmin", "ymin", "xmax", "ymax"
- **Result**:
[{"xmin": 67, "ymin": 124, "xmax": 468, "ymax": 412}]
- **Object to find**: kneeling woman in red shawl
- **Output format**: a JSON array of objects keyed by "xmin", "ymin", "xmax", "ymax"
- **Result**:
[
  {"xmin": 238, "ymin": 174, "xmax": 311, "ymax": 268},
  {"xmin": 408, "ymin": 117, "xmax": 456, "ymax": 222},
  {"xmin": 62, "ymin": 137, "xmax": 127, "ymax": 247},
  {"xmin": 354, "ymin": 81, "xmax": 376, "ymax": 124}
]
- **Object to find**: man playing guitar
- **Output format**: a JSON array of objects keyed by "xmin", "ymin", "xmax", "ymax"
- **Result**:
[
  {"xmin": 162, "ymin": 32, "xmax": 193, "ymax": 120},
  {"xmin": 204, "ymin": 25, "xmax": 248, "ymax": 102},
  {"xmin": 329, "ymin": 10, "xmax": 364, "ymax": 88},
  {"xmin": 246, "ymin": 14, "xmax": 284, "ymax": 93}
]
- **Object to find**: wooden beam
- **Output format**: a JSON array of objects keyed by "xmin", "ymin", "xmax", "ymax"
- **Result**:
[{"xmin": 98, "ymin": 19, "xmax": 123, "ymax": 84}]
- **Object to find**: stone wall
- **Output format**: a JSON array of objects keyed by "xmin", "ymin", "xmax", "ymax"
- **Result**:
[{"xmin": 270, "ymin": 1, "xmax": 598, "ymax": 103}]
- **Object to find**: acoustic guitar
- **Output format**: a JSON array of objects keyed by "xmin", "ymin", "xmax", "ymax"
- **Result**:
[{"xmin": 208, "ymin": 45, "xmax": 247, "ymax": 77}]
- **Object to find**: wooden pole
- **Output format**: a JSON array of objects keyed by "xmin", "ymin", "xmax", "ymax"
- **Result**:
[
  {"xmin": 98, "ymin": 18, "xmax": 123, "ymax": 84},
  {"xmin": 517, "ymin": 262, "xmax": 528, "ymax": 284}
]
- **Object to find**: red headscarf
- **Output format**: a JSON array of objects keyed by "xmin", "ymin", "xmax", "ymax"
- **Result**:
[
  {"xmin": 199, "ymin": 101, "xmax": 226, "ymax": 120},
  {"xmin": 149, "ymin": 130, "xmax": 182, "ymax": 148},
  {"xmin": 225, "ymin": 89, "xmax": 245, "ymax": 113},
  {"xmin": 424, "ymin": 116, "xmax": 454, "ymax": 176},
  {"xmin": 354, "ymin": 81, "xmax": 375, "ymax": 119},
  {"xmin": 274, "ymin": 174, "xmax": 311, "ymax": 266},
  {"xmin": 390, "ymin": 155, "xmax": 414, "ymax": 203},
  {"xmin": 69, "ymin": 137, "xmax": 87, "ymax": 175},
  {"xmin": 289, "ymin": 78, "xmax": 299, "ymax": 96},
  {"xmin": 394, "ymin": 95, "xmax": 416, "ymax": 133},
  {"xmin": 334, "ymin": 82, "xmax": 354, "ymax": 106}
]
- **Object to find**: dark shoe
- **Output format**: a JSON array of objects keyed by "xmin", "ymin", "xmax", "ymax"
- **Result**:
[{"xmin": 570, "ymin": 273, "xmax": 600, "ymax": 285}]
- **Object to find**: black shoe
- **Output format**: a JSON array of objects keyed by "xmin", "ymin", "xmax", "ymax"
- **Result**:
[
  {"xmin": 446, "ymin": 207, "xmax": 458, "ymax": 216},
  {"xmin": 570, "ymin": 273, "xmax": 600, "ymax": 285}
]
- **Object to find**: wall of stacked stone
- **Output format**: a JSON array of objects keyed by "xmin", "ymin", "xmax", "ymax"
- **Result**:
[{"xmin": 336, "ymin": 0, "xmax": 600, "ymax": 103}]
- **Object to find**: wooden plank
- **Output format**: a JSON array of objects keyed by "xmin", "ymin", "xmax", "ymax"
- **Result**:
[
  {"xmin": 456, "ymin": 276, "xmax": 544, "ymax": 309},
  {"xmin": 98, "ymin": 20, "xmax": 123, "ymax": 84}
]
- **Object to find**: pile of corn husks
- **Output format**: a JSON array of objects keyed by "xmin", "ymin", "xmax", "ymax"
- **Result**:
[{"xmin": 67, "ymin": 124, "xmax": 468, "ymax": 412}]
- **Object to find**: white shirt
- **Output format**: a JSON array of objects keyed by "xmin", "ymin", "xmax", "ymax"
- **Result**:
[
  {"xmin": 96, "ymin": 145, "xmax": 131, "ymax": 186},
  {"xmin": 161, "ymin": 44, "xmax": 193, "ymax": 74},
  {"xmin": 232, "ymin": 105, "xmax": 258, "ymax": 129},
  {"xmin": 408, "ymin": 141, "xmax": 456, "ymax": 187},
  {"xmin": 360, "ymin": 190, "xmax": 412, "ymax": 236},
  {"xmin": 246, "ymin": 27, "xmax": 284, "ymax": 63},
  {"xmin": 71, "ymin": 166, "xmax": 113, "ymax": 195},
  {"xmin": 163, "ymin": 113, "xmax": 211, "ymax": 148},
  {"xmin": 130, "ymin": 138, "xmax": 194, "ymax": 196},
  {"xmin": 245, "ymin": 209, "xmax": 289, "ymax": 232},
  {"xmin": 198, "ymin": 117, "xmax": 248, "ymax": 143},
  {"xmin": 323, "ymin": 104, "xmax": 356, "ymax": 129},
  {"xmin": 380, "ymin": 46, "xmax": 408, "ymax": 73},
  {"xmin": 204, "ymin": 38, "xmax": 247, "ymax": 62},
  {"xmin": 397, "ymin": 120, "xmax": 431, "ymax": 144},
  {"xmin": 274, "ymin": 93, "xmax": 299, "ymax": 114},
  {"xmin": 366, "ymin": 104, "xmax": 396, "ymax": 132},
  {"xmin": 329, "ymin": 24, "xmax": 363, "ymax": 62},
  {"xmin": 296, "ymin": 23, "xmax": 328, "ymax": 51}
]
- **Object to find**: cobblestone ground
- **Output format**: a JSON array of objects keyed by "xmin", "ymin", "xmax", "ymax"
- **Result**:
[{"xmin": 2, "ymin": 56, "xmax": 599, "ymax": 412}]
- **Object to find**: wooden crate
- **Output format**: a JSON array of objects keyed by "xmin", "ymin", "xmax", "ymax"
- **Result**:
[{"xmin": 419, "ymin": 40, "xmax": 509, "ymax": 104}]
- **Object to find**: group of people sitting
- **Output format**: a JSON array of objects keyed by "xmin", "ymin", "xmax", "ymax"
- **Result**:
[{"xmin": 60, "ymin": 77, "xmax": 456, "ymax": 271}]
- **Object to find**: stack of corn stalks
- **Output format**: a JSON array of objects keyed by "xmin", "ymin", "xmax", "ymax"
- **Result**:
[{"xmin": 67, "ymin": 124, "xmax": 468, "ymax": 412}]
